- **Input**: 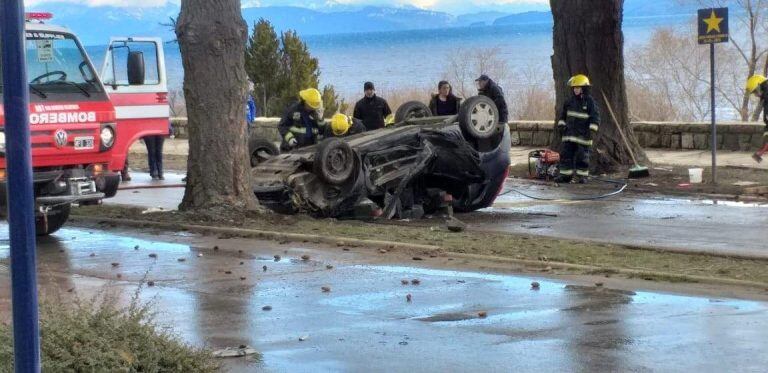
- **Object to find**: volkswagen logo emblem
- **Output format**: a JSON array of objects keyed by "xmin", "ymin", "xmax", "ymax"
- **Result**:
[{"xmin": 54, "ymin": 129, "xmax": 68, "ymax": 148}]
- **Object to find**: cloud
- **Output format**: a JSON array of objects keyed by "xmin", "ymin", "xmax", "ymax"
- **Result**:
[
  {"xmin": 27, "ymin": 0, "xmax": 177, "ymax": 6},
  {"xmin": 26, "ymin": 0, "xmax": 550, "ymax": 14}
]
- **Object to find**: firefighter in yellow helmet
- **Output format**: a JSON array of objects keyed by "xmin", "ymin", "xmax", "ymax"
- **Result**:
[
  {"xmin": 555, "ymin": 74, "xmax": 601, "ymax": 183},
  {"xmin": 324, "ymin": 113, "xmax": 367, "ymax": 138},
  {"xmin": 746, "ymin": 75, "xmax": 768, "ymax": 162},
  {"xmin": 278, "ymin": 88, "xmax": 323, "ymax": 150}
]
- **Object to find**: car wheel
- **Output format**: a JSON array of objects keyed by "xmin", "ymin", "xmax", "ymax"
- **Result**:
[
  {"xmin": 249, "ymin": 135, "xmax": 280, "ymax": 167},
  {"xmin": 458, "ymin": 95, "xmax": 500, "ymax": 140},
  {"xmin": 313, "ymin": 138, "xmax": 356, "ymax": 185},
  {"xmin": 35, "ymin": 203, "xmax": 70, "ymax": 236},
  {"xmin": 394, "ymin": 101, "xmax": 432, "ymax": 123}
]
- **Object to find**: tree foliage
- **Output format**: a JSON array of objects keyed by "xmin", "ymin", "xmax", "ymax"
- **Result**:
[{"xmin": 245, "ymin": 19, "xmax": 343, "ymax": 117}]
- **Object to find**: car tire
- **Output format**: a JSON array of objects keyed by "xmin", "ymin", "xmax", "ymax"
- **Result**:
[
  {"xmin": 35, "ymin": 203, "xmax": 70, "ymax": 236},
  {"xmin": 313, "ymin": 138, "xmax": 356, "ymax": 186},
  {"xmin": 458, "ymin": 95, "xmax": 501, "ymax": 140},
  {"xmin": 394, "ymin": 101, "xmax": 432, "ymax": 123},
  {"xmin": 249, "ymin": 135, "xmax": 280, "ymax": 167}
]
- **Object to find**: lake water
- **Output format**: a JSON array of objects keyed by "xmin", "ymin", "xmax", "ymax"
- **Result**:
[{"xmin": 86, "ymin": 15, "xmax": 690, "ymax": 100}]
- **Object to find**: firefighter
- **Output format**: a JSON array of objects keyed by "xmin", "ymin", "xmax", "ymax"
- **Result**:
[
  {"xmin": 278, "ymin": 88, "xmax": 323, "ymax": 151},
  {"xmin": 353, "ymin": 82, "xmax": 393, "ymax": 130},
  {"xmin": 555, "ymin": 74, "xmax": 600, "ymax": 183},
  {"xmin": 746, "ymin": 75, "xmax": 768, "ymax": 162},
  {"xmin": 325, "ymin": 113, "xmax": 366, "ymax": 138},
  {"xmin": 475, "ymin": 75, "xmax": 509, "ymax": 124}
]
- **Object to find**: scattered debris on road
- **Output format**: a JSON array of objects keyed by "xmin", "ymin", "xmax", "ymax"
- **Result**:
[{"xmin": 213, "ymin": 345, "xmax": 259, "ymax": 358}]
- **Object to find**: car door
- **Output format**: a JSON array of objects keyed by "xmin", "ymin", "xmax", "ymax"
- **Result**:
[{"xmin": 100, "ymin": 37, "xmax": 169, "ymax": 171}]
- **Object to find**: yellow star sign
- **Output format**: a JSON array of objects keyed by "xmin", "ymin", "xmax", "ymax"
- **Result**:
[{"xmin": 703, "ymin": 10, "xmax": 723, "ymax": 33}]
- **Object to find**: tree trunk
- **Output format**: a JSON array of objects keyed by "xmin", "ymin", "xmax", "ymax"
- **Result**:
[
  {"xmin": 176, "ymin": 0, "xmax": 258, "ymax": 211},
  {"xmin": 550, "ymin": 0, "xmax": 647, "ymax": 173}
]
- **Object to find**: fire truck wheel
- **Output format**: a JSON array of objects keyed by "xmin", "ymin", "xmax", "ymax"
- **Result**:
[
  {"xmin": 35, "ymin": 204, "xmax": 71, "ymax": 236},
  {"xmin": 313, "ymin": 138, "xmax": 356, "ymax": 186},
  {"xmin": 249, "ymin": 136, "xmax": 280, "ymax": 167},
  {"xmin": 102, "ymin": 174, "xmax": 121, "ymax": 198}
]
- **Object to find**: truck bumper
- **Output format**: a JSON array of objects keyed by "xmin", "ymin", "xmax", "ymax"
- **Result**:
[{"xmin": 0, "ymin": 170, "xmax": 117, "ymax": 208}]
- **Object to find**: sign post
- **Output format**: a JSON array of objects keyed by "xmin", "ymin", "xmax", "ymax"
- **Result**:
[
  {"xmin": 698, "ymin": 7, "xmax": 729, "ymax": 185},
  {"xmin": 1, "ymin": 1, "xmax": 43, "ymax": 372}
]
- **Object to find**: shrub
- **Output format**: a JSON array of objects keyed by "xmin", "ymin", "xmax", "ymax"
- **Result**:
[{"xmin": 0, "ymin": 288, "xmax": 219, "ymax": 372}]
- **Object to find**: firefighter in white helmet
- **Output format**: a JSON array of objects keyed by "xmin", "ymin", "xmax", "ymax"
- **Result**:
[
  {"xmin": 278, "ymin": 88, "xmax": 323, "ymax": 151},
  {"xmin": 555, "ymin": 74, "xmax": 601, "ymax": 183}
]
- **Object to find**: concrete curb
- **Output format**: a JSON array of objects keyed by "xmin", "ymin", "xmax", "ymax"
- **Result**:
[
  {"xmin": 448, "ymin": 252, "xmax": 768, "ymax": 289},
  {"xmin": 71, "ymin": 216, "xmax": 768, "ymax": 290},
  {"xmin": 71, "ymin": 216, "xmax": 441, "ymax": 253}
]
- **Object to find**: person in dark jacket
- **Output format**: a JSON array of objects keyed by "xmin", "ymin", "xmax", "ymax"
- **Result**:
[
  {"xmin": 746, "ymin": 75, "xmax": 768, "ymax": 162},
  {"xmin": 475, "ymin": 75, "xmax": 509, "ymax": 123},
  {"xmin": 278, "ymin": 88, "xmax": 323, "ymax": 151},
  {"xmin": 428, "ymin": 80, "xmax": 461, "ymax": 116},
  {"xmin": 324, "ymin": 113, "xmax": 366, "ymax": 138},
  {"xmin": 353, "ymin": 82, "xmax": 393, "ymax": 131},
  {"xmin": 555, "ymin": 74, "xmax": 600, "ymax": 184}
]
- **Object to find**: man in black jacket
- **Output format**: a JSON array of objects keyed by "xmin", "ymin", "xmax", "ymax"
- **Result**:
[
  {"xmin": 746, "ymin": 75, "xmax": 768, "ymax": 162},
  {"xmin": 555, "ymin": 74, "xmax": 600, "ymax": 184},
  {"xmin": 353, "ymin": 82, "xmax": 393, "ymax": 131},
  {"xmin": 475, "ymin": 75, "xmax": 509, "ymax": 124}
]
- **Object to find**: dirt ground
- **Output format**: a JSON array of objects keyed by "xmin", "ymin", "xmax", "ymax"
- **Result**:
[
  {"xmin": 73, "ymin": 204, "xmax": 768, "ymax": 294},
  {"xmin": 127, "ymin": 153, "xmax": 188, "ymax": 173}
]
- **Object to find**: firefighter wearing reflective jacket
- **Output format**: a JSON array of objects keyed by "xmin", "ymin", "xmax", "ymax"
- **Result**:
[
  {"xmin": 556, "ymin": 74, "xmax": 600, "ymax": 183},
  {"xmin": 746, "ymin": 75, "xmax": 768, "ymax": 163},
  {"xmin": 279, "ymin": 88, "xmax": 323, "ymax": 151}
]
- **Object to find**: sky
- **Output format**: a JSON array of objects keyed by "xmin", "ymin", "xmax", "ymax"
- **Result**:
[{"xmin": 26, "ymin": 0, "xmax": 551, "ymax": 15}]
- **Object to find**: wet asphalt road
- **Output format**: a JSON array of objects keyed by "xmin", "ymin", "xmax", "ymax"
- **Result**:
[
  {"xmin": 110, "ymin": 174, "xmax": 768, "ymax": 258},
  {"xmin": 1, "ymin": 224, "xmax": 768, "ymax": 372}
]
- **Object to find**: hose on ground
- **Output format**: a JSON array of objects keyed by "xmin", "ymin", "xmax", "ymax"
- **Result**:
[{"xmin": 498, "ymin": 177, "xmax": 628, "ymax": 202}]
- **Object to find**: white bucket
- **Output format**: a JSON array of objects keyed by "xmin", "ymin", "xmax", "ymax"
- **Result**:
[{"xmin": 688, "ymin": 168, "xmax": 704, "ymax": 184}]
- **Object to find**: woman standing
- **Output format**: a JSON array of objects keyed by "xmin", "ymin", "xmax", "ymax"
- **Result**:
[{"xmin": 428, "ymin": 81, "xmax": 461, "ymax": 116}]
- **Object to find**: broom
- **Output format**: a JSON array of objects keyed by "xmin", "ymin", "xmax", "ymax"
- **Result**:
[{"xmin": 601, "ymin": 90, "xmax": 650, "ymax": 179}]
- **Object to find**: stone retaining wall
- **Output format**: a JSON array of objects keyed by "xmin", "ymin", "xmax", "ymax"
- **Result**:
[
  {"xmin": 510, "ymin": 121, "xmax": 765, "ymax": 151},
  {"xmin": 170, "ymin": 118, "xmax": 766, "ymax": 151}
]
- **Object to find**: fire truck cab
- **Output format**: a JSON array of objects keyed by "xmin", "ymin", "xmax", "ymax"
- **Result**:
[{"xmin": 0, "ymin": 13, "xmax": 168, "ymax": 235}]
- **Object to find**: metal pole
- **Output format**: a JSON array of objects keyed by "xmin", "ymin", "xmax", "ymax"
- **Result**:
[
  {"xmin": 710, "ymin": 42, "xmax": 717, "ymax": 184},
  {"xmin": 1, "ymin": 1, "xmax": 42, "ymax": 372}
]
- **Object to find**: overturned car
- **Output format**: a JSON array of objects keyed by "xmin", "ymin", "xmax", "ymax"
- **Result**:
[{"xmin": 251, "ymin": 96, "xmax": 511, "ymax": 219}]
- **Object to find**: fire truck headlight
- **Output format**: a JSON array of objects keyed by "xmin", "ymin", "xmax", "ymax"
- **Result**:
[
  {"xmin": 0, "ymin": 131, "xmax": 5, "ymax": 153},
  {"xmin": 100, "ymin": 125, "xmax": 115, "ymax": 150}
]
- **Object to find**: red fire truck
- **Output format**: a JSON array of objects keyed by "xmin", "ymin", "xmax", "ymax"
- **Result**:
[{"xmin": 0, "ymin": 12, "xmax": 169, "ymax": 235}]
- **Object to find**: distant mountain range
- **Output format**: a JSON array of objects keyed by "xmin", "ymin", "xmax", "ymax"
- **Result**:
[{"xmin": 29, "ymin": 1, "xmax": 699, "ymax": 46}]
